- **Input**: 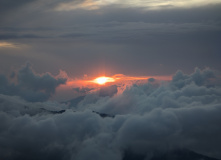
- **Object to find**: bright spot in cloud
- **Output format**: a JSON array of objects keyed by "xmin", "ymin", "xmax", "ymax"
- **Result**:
[
  {"xmin": 64, "ymin": 74, "xmax": 171, "ymax": 88},
  {"xmin": 0, "ymin": 42, "xmax": 20, "ymax": 49},
  {"xmin": 55, "ymin": 74, "xmax": 172, "ymax": 100},
  {"xmin": 93, "ymin": 76, "xmax": 115, "ymax": 85}
]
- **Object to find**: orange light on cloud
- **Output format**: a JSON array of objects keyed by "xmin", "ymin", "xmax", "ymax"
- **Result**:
[
  {"xmin": 0, "ymin": 42, "xmax": 19, "ymax": 49},
  {"xmin": 92, "ymin": 76, "xmax": 115, "ymax": 85},
  {"xmin": 54, "ymin": 0, "xmax": 221, "ymax": 12},
  {"xmin": 53, "ymin": 74, "xmax": 172, "ymax": 101},
  {"xmin": 60, "ymin": 74, "xmax": 172, "ymax": 89},
  {"xmin": 113, "ymin": 74, "xmax": 171, "ymax": 81},
  {"xmin": 55, "ymin": 0, "xmax": 101, "ymax": 11}
]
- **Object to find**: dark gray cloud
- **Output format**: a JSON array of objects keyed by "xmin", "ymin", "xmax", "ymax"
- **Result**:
[
  {"xmin": 99, "ymin": 85, "xmax": 118, "ymax": 97},
  {"xmin": 0, "ymin": 3, "xmax": 221, "ymax": 76},
  {"xmin": 0, "ymin": 63, "xmax": 66, "ymax": 102},
  {"xmin": 2, "ymin": 5, "xmax": 221, "ymax": 41},
  {"xmin": 1, "ymin": 68, "xmax": 221, "ymax": 160},
  {"xmin": 1, "ymin": 2, "xmax": 221, "ymax": 42},
  {"xmin": 72, "ymin": 85, "xmax": 117, "ymax": 97},
  {"xmin": 73, "ymin": 87, "xmax": 93, "ymax": 95},
  {"xmin": 0, "ymin": 33, "xmax": 42, "ymax": 40},
  {"xmin": 0, "ymin": 0, "xmax": 84, "ymax": 14},
  {"xmin": 0, "ymin": 0, "xmax": 37, "ymax": 13}
]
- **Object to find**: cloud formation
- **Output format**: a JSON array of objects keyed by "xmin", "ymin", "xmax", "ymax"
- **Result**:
[
  {"xmin": 0, "ymin": 0, "xmax": 221, "ymax": 159},
  {"xmin": 0, "ymin": 68, "xmax": 221, "ymax": 160},
  {"xmin": 54, "ymin": 0, "xmax": 221, "ymax": 11},
  {"xmin": 0, "ymin": 0, "xmax": 221, "ymax": 77},
  {"xmin": 0, "ymin": 63, "xmax": 66, "ymax": 102},
  {"xmin": 0, "ymin": 42, "xmax": 20, "ymax": 49},
  {"xmin": 0, "ymin": 0, "xmax": 37, "ymax": 13}
]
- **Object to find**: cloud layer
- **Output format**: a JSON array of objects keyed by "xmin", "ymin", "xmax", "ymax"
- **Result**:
[
  {"xmin": 0, "ymin": 63, "xmax": 66, "ymax": 102},
  {"xmin": 54, "ymin": 0, "xmax": 221, "ymax": 11},
  {"xmin": 0, "ymin": 0, "xmax": 221, "ymax": 76},
  {"xmin": 0, "ymin": 67, "xmax": 221, "ymax": 160}
]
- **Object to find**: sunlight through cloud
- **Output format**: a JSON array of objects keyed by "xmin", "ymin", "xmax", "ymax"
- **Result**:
[
  {"xmin": 54, "ymin": 0, "xmax": 221, "ymax": 11},
  {"xmin": 0, "ymin": 42, "xmax": 20, "ymax": 49}
]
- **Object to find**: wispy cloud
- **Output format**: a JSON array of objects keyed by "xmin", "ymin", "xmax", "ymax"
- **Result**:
[
  {"xmin": 54, "ymin": 0, "xmax": 102, "ymax": 11},
  {"xmin": 54, "ymin": 0, "xmax": 221, "ymax": 11},
  {"xmin": 0, "ymin": 42, "xmax": 20, "ymax": 49}
]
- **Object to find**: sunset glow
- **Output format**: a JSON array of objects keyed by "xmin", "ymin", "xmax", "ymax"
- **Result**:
[
  {"xmin": 54, "ymin": 0, "xmax": 221, "ymax": 11},
  {"xmin": 93, "ymin": 76, "xmax": 115, "ymax": 85},
  {"xmin": 62, "ymin": 74, "xmax": 172, "ymax": 89},
  {"xmin": 0, "ymin": 42, "xmax": 19, "ymax": 48}
]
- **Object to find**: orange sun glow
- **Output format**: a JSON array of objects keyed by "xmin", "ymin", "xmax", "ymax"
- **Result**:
[
  {"xmin": 93, "ymin": 76, "xmax": 115, "ymax": 85},
  {"xmin": 63, "ymin": 75, "xmax": 172, "ymax": 88}
]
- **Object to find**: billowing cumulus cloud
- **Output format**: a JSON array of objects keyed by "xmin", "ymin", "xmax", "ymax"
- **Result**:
[
  {"xmin": 0, "ymin": 63, "xmax": 66, "ymax": 102},
  {"xmin": 0, "ymin": 68, "xmax": 221, "ymax": 160}
]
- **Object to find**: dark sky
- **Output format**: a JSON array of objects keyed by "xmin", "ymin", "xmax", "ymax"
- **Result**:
[{"xmin": 0, "ymin": 0, "xmax": 221, "ymax": 77}]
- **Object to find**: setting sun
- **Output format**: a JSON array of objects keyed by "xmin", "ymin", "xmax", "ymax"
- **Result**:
[{"xmin": 93, "ymin": 76, "xmax": 115, "ymax": 85}]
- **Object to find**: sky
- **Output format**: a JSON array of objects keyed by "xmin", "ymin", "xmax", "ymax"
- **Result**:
[
  {"xmin": 0, "ymin": 0, "xmax": 221, "ymax": 77},
  {"xmin": 1, "ymin": 0, "xmax": 221, "ymax": 160}
]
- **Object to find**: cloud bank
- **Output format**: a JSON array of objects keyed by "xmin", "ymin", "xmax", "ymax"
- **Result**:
[
  {"xmin": 0, "ymin": 67, "xmax": 221, "ymax": 160},
  {"xmin": 0, "ymin": 63, "xmax": 66, "ymax": 102},
  {"xmin": 1, "ymin": 0, "xmax": 221, "ymax": 77}
]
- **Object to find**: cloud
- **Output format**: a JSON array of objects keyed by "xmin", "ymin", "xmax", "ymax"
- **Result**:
[
  {"xmin": 0, "ymin": 68, "xmax": 221, "ymax": 160},
  {"xmin": 0, "ymin": 63, "xmax": 66, "ymax": 102},
  {"xmin": 73, "ymin": 87, "xmax": 94, "ymax": 95},
  {"xmin": 0, "ymin": 1, "xmax": 221, "ymax": 158},
  {"xmin": 0, "ymin": 42, "xmax": 20, "ymax": 49},
  {"xmin": 98, "ymin": 85, "xmax": 118, "ymax": 97},
  {"xmin": 0, "ymin": 0, "xmax": 77, "ymax": 13},
  {"xmin": 1, "ymin": 0, "xmax": 221, "ymax": 15},
  {"xmin": 0, "ymin": 0, "xmax": 221, "ymax": 77},
  {"xmin": 53, "ymin": 0, "xmax": 221, "ymax": 11},
  {"xmin": 54, "ymin": 0, "xmax": 102, "ymax": 11},
  {"xmin": 0, "ymin": 0, "xmax": 37, "ymax": 13}
]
